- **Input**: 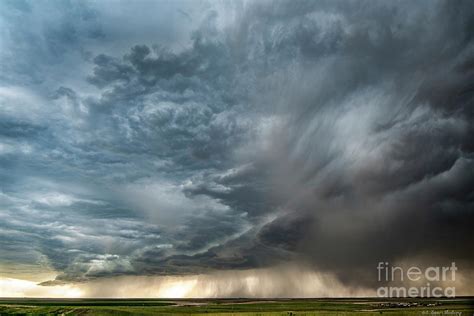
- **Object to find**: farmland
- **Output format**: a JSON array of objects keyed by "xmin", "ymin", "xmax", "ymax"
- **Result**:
[{"xmin": 0, "ymin": 297, "xmax": 473, "ymax": 315}]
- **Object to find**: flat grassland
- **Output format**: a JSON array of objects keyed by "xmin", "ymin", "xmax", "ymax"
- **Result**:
[{"xmin": 0, "ymin": 297, "xmax": 473, "ymax": 315}]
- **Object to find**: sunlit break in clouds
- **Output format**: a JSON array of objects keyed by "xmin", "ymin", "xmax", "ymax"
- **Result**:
[{"xmin": 0, "ymin": 0, "xmax": 473, "ymax": 298}]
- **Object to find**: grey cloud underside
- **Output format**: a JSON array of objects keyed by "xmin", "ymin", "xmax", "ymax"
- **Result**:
[{"xmin": 1, "ymin": 0, "xmax": 473, "ymax": 287}]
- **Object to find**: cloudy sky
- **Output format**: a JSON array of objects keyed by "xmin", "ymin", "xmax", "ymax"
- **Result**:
[{"xmin": 1, "ymin": 0, "xmax": 473, "ymax": 297}]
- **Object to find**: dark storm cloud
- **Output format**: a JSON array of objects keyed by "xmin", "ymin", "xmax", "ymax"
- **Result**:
[
  {"xmin": 1, "ymin": 0, "xmax": 473, "ymax": 288},
  {"xmin": 234, "ymin": 0, "xmax": 474, "ymax": 287}
]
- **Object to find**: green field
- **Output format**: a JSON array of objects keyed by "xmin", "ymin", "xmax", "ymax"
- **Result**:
[{"xmin": 0, "ymin": 297, "xmax": 473, "ymax": 315}]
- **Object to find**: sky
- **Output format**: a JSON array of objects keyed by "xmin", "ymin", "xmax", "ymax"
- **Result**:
[{"xmin": 0, "ymin": 0, "xmax": 473, "ymax": 297}]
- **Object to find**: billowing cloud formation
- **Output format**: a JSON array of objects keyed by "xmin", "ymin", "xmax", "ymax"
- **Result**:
[{"xmin": 1, "ymin": 0, "xmax": 473, "ymax": 295}]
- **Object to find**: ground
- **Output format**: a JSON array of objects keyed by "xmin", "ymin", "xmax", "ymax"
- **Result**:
[{"xmin": 0, "ymin": 298, "xmax": 473, "ymax": 315}]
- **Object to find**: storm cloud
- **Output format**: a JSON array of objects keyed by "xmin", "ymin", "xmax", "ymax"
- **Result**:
[{"xmin": 1, "ymin": 0, "xmax": 473, "ymax": 295}]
